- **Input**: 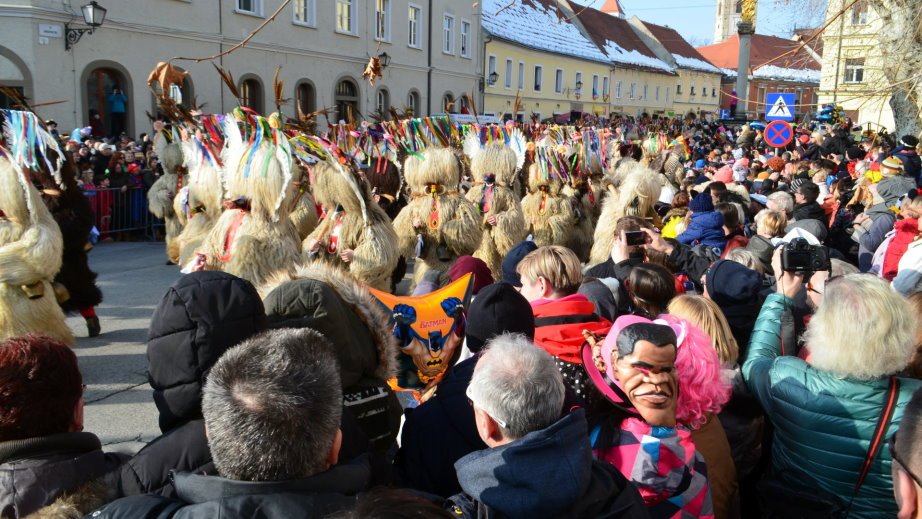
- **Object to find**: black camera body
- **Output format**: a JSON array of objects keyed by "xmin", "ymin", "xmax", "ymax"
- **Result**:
[{"xmin": 782, "ymin": 238, "xmax": 831, "ymax": 273}]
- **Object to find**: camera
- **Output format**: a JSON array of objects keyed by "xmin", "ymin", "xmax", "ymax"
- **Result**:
[
  {"xmin": 625, "ymin": 230, "xmax": 647, "ymax": 246},
  {"xmin": 782, "ymin": 238, "xmax": 831, "ymax": 273}
]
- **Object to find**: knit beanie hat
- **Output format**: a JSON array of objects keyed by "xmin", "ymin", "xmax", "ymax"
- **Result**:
[
  {"xmin": 449, "ymin": 256, "xmax": 494, "ymax": 295},
  {"xmin": 766, "ymin": 156, "xmax": 785, "ymax": 173},
  {"xmin": 714, "ymin": 165, "xmax": 733, "ymax": 184},
  {"xmin": 705, "ymin": 260, "xmax": 763, "ymax": 308},
  {"xmin": 900, "ymin": 135, "xmax": 919, "ymax": 148},
  {"xmin": 465, "ymin": 282, "xmax": 535, "ymax": 353},
  {"xmin": 689, "ymin": 191, "xmax": 714, "ymax": 212},
  {"xmin": 501, "ymin": 240, "xmax": 538, "ymax": 287},
  {"xmin": 881, "ymin": 156, "xmax": 904, "ymax": 176}
]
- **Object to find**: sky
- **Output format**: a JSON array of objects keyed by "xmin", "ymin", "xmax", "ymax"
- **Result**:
[{"xmin": 583, "ymin": 0, "xmax": 828, "ymax": 47}]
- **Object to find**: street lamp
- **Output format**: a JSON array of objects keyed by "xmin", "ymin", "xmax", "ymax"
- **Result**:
[
  {"xmin": 378, "ymin": 52, "xmax": 391, "ymax": 69},
  {"xmin": 488, "ymin": 71, "xmax": 499, "ymax": 86},
  {"xmin": 66, "ymin": 1, "xmax": 107, "ymax": 50}
]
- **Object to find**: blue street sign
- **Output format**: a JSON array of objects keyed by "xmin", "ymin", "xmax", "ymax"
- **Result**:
[
  {"xmin": 764, "ymin": 120, "xmax": 794, "ymax": 148},
  {"xmin": 765, "ymin": 93, "xmax": 796, "ymax": 121},
  {"xmin": 719, "ymin": 109, "xmax": 731, "ymax": 119}
]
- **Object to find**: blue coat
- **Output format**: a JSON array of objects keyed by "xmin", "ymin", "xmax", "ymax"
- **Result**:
[
  {"xmin": 677, "ymin": 211, "xmax": 726, "ymax": 250},
  {"xmin": 743, "ymin": 293, "xmax": 922, "ymax": 518}
]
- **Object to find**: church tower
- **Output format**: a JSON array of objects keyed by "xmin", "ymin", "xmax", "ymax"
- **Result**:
[{"xmin": 713, "ymin": 0, "xmax": 756, "ymax": 43}]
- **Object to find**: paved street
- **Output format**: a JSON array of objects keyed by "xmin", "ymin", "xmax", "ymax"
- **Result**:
[{"xmin": 73, "ymin": 241, "xmax": 177, "ymax": 454}]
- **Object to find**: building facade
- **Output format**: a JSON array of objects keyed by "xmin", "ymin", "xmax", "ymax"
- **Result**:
[
  {"xmin": 817, "ymin": 0, "xmax": 894, "ymax": 130},
  {"xmin": 0, "ymin": 0, "xmax": 481, "ymax": 137},
  {"xmin": 712, "ymin": 0, "xmax": 757, "ymax": 45}
]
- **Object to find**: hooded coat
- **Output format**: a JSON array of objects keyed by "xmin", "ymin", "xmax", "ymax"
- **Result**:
[
  {"xmin": 114, "ymin": 271, "xmax": 267, "ymax": 498},
  {"xmin": 677, "ymin": 211, "xmax": 726, "ymax": 251},
  {"xmin": 446, "ymin": 409, "xmax": 649, "ymax": 519},
  {"xmin": 261, "ymin": 263, "xmax": 400, "ymax": 452}
]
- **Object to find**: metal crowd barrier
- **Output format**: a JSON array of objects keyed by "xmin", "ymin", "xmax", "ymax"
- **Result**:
[{"xmin": 82, "ymin": 186, "xmax": 164, "ymax": 241}]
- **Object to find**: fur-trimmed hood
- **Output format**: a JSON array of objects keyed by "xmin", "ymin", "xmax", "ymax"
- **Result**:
[{"xmin": 261, "ymin": 262, "xmax": 398, "ymax": 385}]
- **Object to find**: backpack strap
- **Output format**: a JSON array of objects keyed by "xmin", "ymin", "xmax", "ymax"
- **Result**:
[{"xmin": 854, "ymin": 375, "xmax": 900, "ymax": 494}]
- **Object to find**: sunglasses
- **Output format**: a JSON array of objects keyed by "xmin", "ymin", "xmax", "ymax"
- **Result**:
[{"xmin": 890, "ymin": 432, "xmax": 922, "ymax": 489}]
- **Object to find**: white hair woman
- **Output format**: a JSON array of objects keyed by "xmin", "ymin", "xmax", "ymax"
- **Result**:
[{"xmin": 743, "ymin": 251, "xmax": 922, "ymax": 518}]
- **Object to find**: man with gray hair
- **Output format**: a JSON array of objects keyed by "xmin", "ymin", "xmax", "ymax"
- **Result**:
[
  {"xmin": 90, "ymin": 329, "xmax": 368, "ymax": 518},
  {"xmin": 766, "ymin": 191, "xmax": 794, "ymax": 219},
  {"xmin": 446, "ymin": 334, "xmax": 647, "ymax": 518}
]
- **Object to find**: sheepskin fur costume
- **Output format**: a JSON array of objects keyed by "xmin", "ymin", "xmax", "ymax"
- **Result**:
[
  {"xmin": 0, "ymin": 154, "xmax": 72, "ymax": 345},
  {"xmin": 197, "ymin": 136, "xmax": 301, "ymax": 290},
  {"xmin": 521, "ymin": 163, "xmax": 574, "ymax": 248},
  {"xmin": 393, "ymin": 147, "xmax": 482, "ymax": 291},
  {"xmin": 464, "ymin": 141, "xmax": 527, "ymax": 278},
  {"xmin": 588, "ymin": 161, "xmax": 663, "ymax": 266},
  {"xmin": 174, "ymin": 138, "xmax": 225, "ymax": 266},
  {"xmin": 304, "ymin": 159, "xmax": 399, "ymax": 292},
  {"xmin": 148, "ymin": 133, "xmax": 187, "ymax": 264},
  {"xmin": 289, "ymin": 171, "xmax": 320, "ymax": 242}
]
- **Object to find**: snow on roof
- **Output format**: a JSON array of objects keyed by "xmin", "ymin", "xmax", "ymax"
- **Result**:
[
  {"xmin": 481, "ymin": 0, "xmax": 610, "ymax": 63},
  {"xmin": 673, "ymin": 54, "xmax": 722, "ymax": 74},
  {"xmin": 753, "ymin": 65, "xmax": 821, "ymax": 83},
  {"xmin": 602, "ymin": 41, "xmax": 674, "ymax": 72}
]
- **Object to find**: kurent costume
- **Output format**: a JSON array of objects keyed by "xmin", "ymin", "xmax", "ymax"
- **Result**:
[
  {"xmin": 589, "ymin": 160, "xmax": 663, "ymax": 266},
  {"xmin": 521, "ymin": 139, "xmax": 576, "ymax": 248},
  {"xmin": 193, "ymin": 111, "xmax": 301, "ymax": 289},
  {"xmin": 174, "ymin": 117, "xmax": 226, "ymax": 266},
  {"xmin": 462, "ymin": 128, "xmax": 528, "ymax": 278},
  {"xmin": 147, "ymin": 131, "xmax": 187, "ymax": 264},
  {"xmin": 303, "ymin": 157, "xmax": 399, "ymax": 292},
  {"xmin": 0, "ymin": 111, "xmax": 72, "ymax": 345},
  {"xmin": 393, "ymin": 147, "xmax": 482, "ymax": 291},
  {"xmin": 289, "ymin": 168, "xmax": 320, "ymax": 242}
]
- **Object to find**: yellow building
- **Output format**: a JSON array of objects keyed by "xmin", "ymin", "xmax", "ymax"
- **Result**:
[
  {"xmin": 481, "ymin": 0, "xmax": 612, "ymax": 121},
  {"xmin": 817, "ymin": 0, "xmax": 894, "ymax": 131}
]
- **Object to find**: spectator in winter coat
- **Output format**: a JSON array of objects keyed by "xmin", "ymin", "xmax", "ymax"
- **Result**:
[
  {"xmin": 446, "ymin": 334, "xmax": 648, "ymax": 518},
  {"xmin": 395, "ymin": 283, "xmax": 536, "ymax": 497},
  {"xmin": 114, "ymin": 272, "xmax": 268, "ymax": 498},
  {"xmin": 745, "ymin": 209, "xmax": 787, "ymax": 274},
  {"xmin": 517, "ymin": 246, "xmax": 612, "ymax": 402},
  {"xmin": 856, "ymin": 172, "xmax": 916, "ymax": 271},
  {"xmin": 791, "ymin": 180, "xmax": 827, "ymax": 225},
  {"xmin": 705, "ymin": 260, "xmax": 765, "ymax": 357},
  {"xmin": 893, "ymin": 218, "xmax": 922, "ymax": 296},
  {"xmin": 883, "ymin": 195, "xmax": 922, "ymax": 281},
  {"xmin": 677, "ymin": 192, "xmax": 727, "ymax": 251},
  {"xmin": 0, "ymin": 335, "xmax": 127, "ymax": 518},
  {"xmin": 744, "ymin": 260, "xmax": 922, "ymax": 518},
  {"xmin": 891, "ymin": 135, "xmax": 922, "ymax": 186},
  {"xmin": 766, "ymin": 191, "xmax": 794, "ymax": 219},
  {"xmin": 891, "ymin": 387, "xmax": 922, "ymax": 519},
  {"xmin": 91, "ymin": 329, "xmax": 368, "ymax": 518}
]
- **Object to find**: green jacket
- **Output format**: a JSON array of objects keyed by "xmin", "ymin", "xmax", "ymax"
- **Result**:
[{"xmin": 742, "ymin": 292, "xmax": 921, "ymax": 518}]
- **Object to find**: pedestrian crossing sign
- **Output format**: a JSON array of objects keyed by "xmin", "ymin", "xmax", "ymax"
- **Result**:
[{"xmin": 765, "ymin": 93, "xmax": 796, "ymax": 121}]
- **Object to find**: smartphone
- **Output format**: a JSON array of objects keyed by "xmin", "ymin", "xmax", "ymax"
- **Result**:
[{"xmin": 625, "ymin": 231, "xmax": 647, "ymax": 246}]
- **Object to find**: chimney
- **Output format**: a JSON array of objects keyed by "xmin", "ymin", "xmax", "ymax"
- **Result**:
[{"xmin": 600, "ymin": 0, "xmax": 626, "ymax": 18}]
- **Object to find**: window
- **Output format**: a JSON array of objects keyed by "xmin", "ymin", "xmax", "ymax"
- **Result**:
[
  {"xmin": 236, "ymin": 0, "xmax": 261, "ymax": 15},
  {"xmin": 592, "ymin": 75, "xmax": 599, "ymax": 98},
  {"xmin": 376, "ymin": 89, "xmax": 390, "ymax": 115},
  {"xmin": 517, "ymin": 62, "xmax": 524, "ymax": 89},
  {"xmin": 296, "ymin": 81, "xmax": 315, "ymax": 115},
  {"xmin": 666, "ymin": 87, "xmax": 670, "ymax": 102},
  {"xmin": 602, "ymin": 77, "xmax": 609, "ymax": 96},
  {"xmin": 655, "ymin": 85, "xmax": 660, "ymax": 101},
  {"xmin": 642, "ymin": 84, "xmax": 648, "ymax": 100},
  {"xmin": 534, "ymin": 65, "xmax": 543, "ymax": 92},
  {"xmin": 443, "ymin": 93, "xmax": 454, "ymax": 113},
  {"xmin": 735, "ymin": 0, "xmax": 742, "ymax": 13},
  {"xmin": 575, "ymin": 72, "xmax": 583, "ymax": 96},
  {"xmin": 407, "ymin": 91, "xmax": 420, "ymax": 116},
  {"xmin": 850, "ymin": 1, "xmax": 868, "ymax": 25},
  {"xmin": 702, "ymin": 87, "xmax": 707, "ymax": 96},
  {"xmin": 615, "ymin": 80, "xmax": 622, "ymax": 98},
  {"xmin": 240, "ymin": 77, "xmax": 263, "ymax": 113},
  {"xmin": 335, "ymin": 78, "xmax": 359, "ymax": 121},
  {"xmin": 712, "ymin": 89, "xmax": 717, "ymax": 98},
  {"xmin": 293, "ymin": 0, "xmax": 314, "ymax": 26},
  {"xmin": 845, "ymin": 58, "xmax": 865, "ymax": 83},
  {"xmin": 555, "ymin": 69, "xmax": 563, "ymax": 94},
  {"xmin": 408, "ymin": 5, "xmax": 421, "ymax": 48},
  {"xmin": 676, "ymin": 83, "xmax": 682, "ymax": 94},
  {"xmin": 505, "ymin": 59, "xmax": 513, "ymax": 89},
  {"xmin": 336, "ymin": 0, "xmax": 356, "ymax": 34},
  {"xmin": 629, "ymin": 83, "xmax": 636, "ymax": 99},
  {"xmin": 487, "ymin": 56, "xmax": 496, "ymax": 85},
  {"xmin": 460, "ymin": 20, "xmax": 471, "ymax": 58},
  {"xmin": 443, "ymin": 15, "xmax": 455, "ymax": 54},
  {"xmin": 375, "ymin": 0, "xmax": 391, "ymax": 41}
]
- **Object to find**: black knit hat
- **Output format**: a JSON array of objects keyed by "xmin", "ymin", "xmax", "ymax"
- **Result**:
[
  {"xmin": 688, "ymin": 191, "xmax": 714, "ymax": 212},
  {"xmin": 466, "ymin": 282, "xmax": 535, "ymax": 353}
]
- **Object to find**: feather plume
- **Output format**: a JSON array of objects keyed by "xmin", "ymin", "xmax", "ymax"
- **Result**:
[
  {"xmin": 272, "ymin": 66, "xmax": 288, "ymax": 111},
  {"xmin": 213, "ymin": 64, "xmax": 241, "ymax": 101}
]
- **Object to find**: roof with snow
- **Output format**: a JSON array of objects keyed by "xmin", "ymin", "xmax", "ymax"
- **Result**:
[
  {"xmin": 481, "ymin": 0, "xmax": 610, "ymax": 64},
  {"xmin": 638, "ymin": 21, "xmax": 722, "ymax": 74},
  {"xmin": 697, "ymin": 33, "xmax": 821, "ymax": 84},
  {"xmin": 570, "ymin": 2, "xmax": 675, "ymax": 74}
]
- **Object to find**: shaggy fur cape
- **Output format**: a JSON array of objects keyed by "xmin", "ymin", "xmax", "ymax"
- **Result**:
[
  {"xmin": 174, "ymin": 140, "xmax": 225, "ymax": 266},
  {"xmin": 393, "ymin": 148, "xmax": 482, "ymax": 290},
  {"xmin": 148, "ymin": 135, "xmax": 187, "ymax": 263},
  {"xmin": 464, "ymin": 143, "xmax": 527, "ymax": 278},
  {"xmin": 0, "ymin": 157, "xmax": 72, "ymax": 345},
  {"xmin": 521, "ymin": 164, "xmax": 574, "ymax": 248},
  {"xmin": 304, "ymin": 160, "xmax": 399, "ymax": 292}
]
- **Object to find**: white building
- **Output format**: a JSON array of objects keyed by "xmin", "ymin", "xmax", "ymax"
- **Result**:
[
  {"xmin": 0, "ymin": 0, "xmax": 481, "ymax": 137},
  {"xmin": 712, "ymin": 0, "xmax": 757, "ymax": 44}
]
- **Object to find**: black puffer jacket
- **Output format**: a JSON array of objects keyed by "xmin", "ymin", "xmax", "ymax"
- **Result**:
[
  {"xmin": 114, "ymin": 271, "xmax": 267, "ymax": 498},
  {"xmin": 262, "ymin": 263, "xmax": 400, "ymax": 453}
]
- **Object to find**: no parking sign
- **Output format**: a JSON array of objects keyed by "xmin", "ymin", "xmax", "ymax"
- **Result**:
[{"xmin": 764, "ymin": 120, "xmax": 793, "ymax": 149}]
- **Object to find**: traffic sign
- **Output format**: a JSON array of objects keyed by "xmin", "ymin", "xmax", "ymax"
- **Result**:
[
  {"xmin": 765, "ymin": 93, "xmax": 796, "ymax": 121},
  {"xmin": 764, "ymin": 120, "xmax": 794, "ymax": 148},
  {"xmin": 719, "ymin": 109, "xmax": 731, "ymax": 119}
]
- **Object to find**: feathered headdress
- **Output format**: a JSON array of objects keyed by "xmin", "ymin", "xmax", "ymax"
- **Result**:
[{"xmin": 0, "ymin": 109, "xmax": 65, "ymax": 190}]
